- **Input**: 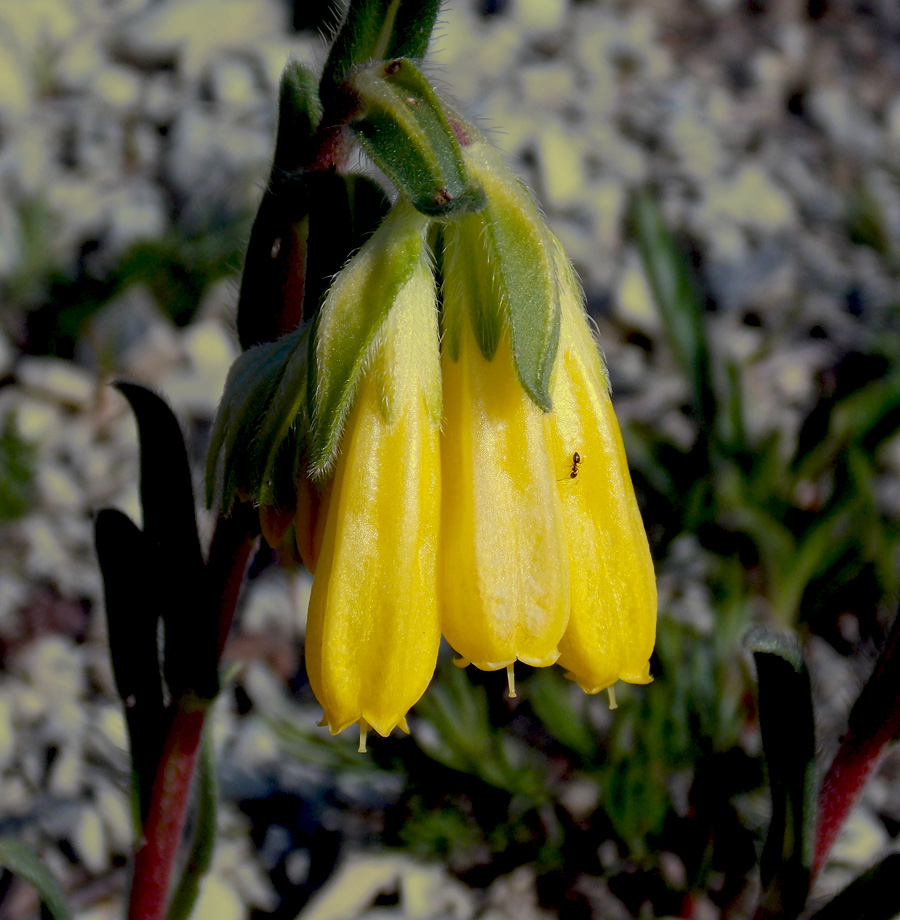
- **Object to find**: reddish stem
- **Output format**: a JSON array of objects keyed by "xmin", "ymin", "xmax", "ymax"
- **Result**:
[
  {"xmin": 814, "ymin": 611, "xmax": 900, "ymax": 876},
  {"xmin": 127, "ymin": 706, "xmax": 205, "ymax": 920},
  {"xmin": 128, "ymin": 505, "xmax": 258, "ymax": 920}
]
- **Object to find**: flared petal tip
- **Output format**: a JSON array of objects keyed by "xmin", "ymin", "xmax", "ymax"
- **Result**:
[
  {"xmin": 319, "ymin": 711, "xmax": 412, "ymax": 747},
  {"xmin": 564, "ymin": 662, "xmax": 653, "ymax": 695},
  {"xmin": 459, "ymin": 651, "xmax": 561, "ymax": 672}
]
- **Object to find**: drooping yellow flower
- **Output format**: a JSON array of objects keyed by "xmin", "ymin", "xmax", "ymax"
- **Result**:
[
  {"xmin": 438, "ymin": 134, "xmax": 656, "ymax": 698},
  {"xmin": 303, "ymin": 217, "xmax": 442, "ymax": 749},
  {"xmin": 548, "ymin": 238, "xmax": 656, "ymax": 694},
  {"xmin": 439, "ymin": 322, "xmax": 570, "ymax": 674}
]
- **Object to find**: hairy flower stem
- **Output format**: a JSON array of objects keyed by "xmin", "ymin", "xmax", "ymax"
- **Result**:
[
  {"xmin": 814, "ymin": 609, "xmax": 900, "ymax": 876},
  {"xmin": 127, "ymin": 504, "xmax": 259, "ymax": 920}
]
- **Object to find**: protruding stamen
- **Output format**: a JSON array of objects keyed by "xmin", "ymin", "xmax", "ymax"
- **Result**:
[
  {"xmin": 358, "ymin": 719, "xmax": 369, "ymax": 754},
  {"xmin": 607, "ymin": 685, "xmax": 618, "ymax": 711},
  {"xmin": 506, "ymin": 663, "xmax": 517, "ymax": 699}
]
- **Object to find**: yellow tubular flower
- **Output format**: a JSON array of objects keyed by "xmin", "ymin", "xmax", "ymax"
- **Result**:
[
  {"xmin": 305, "ymin": 257, "xmax": 442, "ymax": 743},
  {"xmin": 439, "ymin": 321, "xmax": 570, "ymax": 673},
  {"xmin": 549, "ymin": 239, "xmax": 657, "ymax": 693}
]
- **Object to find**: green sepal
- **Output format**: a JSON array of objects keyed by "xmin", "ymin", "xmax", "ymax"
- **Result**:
[
  {"xmin": 308, "ymin": 200, "xmax": 428, "ymax": 477},
  {"xmin": 347, "ymin": 58, "xmax": 485, "ymax": 218},
  {"xmin": 0, "ymin": 839, "xmax": 71, "ymax": 920},
  {"xmin": 744, "ymin": 626, "xmax": 816, "ymax": 919},
  {"xmin": 320, "ymin": 0, "xmax": 443, "ymax": 100},
  {"xmin": 444, "ymin": 140, "xmax": 560, "ymax": 410},
  {"xmin": 441, "ymin": 213, "xmax": 503, "ymax": 363},
  {"xmin": 206, "ymin": 324, "xmax": 309, "ymax": 513}
]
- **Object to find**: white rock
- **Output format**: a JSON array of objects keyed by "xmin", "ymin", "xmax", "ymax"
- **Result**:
[
  {"xmin": 0, "ymin": 197, "xmax": 22, "ymax": 277},
  {"xmin": 614, "ymin": 254, "xmax": 659, "ymax": 333},
  {"xmin": 0, "ymin": 38, "xmax": 31, "ymax": 124},
  {"xmin": 70, "ymin": 805, "xmax": 108, "ymax": 875},
  {"xmin": 48, "ymin": 741, "xmax": 83, "ymax": 796},
  {"xmin": 160, "ymin": 319, "xmax": 239, "ymax": 418},
  {"xmin": 95, "ymin": 780, "xmax": 133, "ymax": 853},
  {"xmin": 512, "ymin": 0, "xmax": 569, "ymax": 33},
  {"xmin": 241, "ymin": 573, "xmax": 297, "ymax": 637},
  {"xmin": 37, "ymin": 461, "xmax": 83, "ymax": 512},
  {"xmin": 212, "ymin": 56, "xmax": 259, "ymax": 110},
  {"xmin": 17, "ymin": 358, "xmax": 96, "ymax": 409},
  {"xmin": 535, "ymin": 125, "xmax": 586, "ymax": 209},
  {"xmin": 0, "ymin": 693, "xmax": 14, "ymax": 768},
  {"xmin": 18, "ymin": 634, "xmax": 86, "ymax": 701},
  {"xmin": 92, "ymin": 65, "xmax": 143, "ymax": 111},
  {"xmin": 118, "ymin": 0, "xmax": 287, "ymax": 78},
  {"xmin": 192, "ymin": 876, "xmax": 245, "ymax": 920}
]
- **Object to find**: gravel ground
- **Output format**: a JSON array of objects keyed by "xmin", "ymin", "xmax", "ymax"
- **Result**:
[{"xmin": 1, "ymin": 0, "xmax": 900, "ymax": 917}]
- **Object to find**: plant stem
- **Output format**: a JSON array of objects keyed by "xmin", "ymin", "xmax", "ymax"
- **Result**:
[
  {"xmin": 127, "ymin": 705, "xmax": 206, "ymax": 920},
  {"xmin": 814, "ymin": 610, "xmax": 900, "ymax": 876},
  {"xmin": 127, "ymin": 506, "xmax": 258, "ymax": 920}
]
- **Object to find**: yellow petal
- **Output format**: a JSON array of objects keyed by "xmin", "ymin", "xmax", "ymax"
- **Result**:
[
  {"xmin": 550, "ymin": 245, "xmax": 657, "ymax": 693},
  {"xmin": 305, "ymin": 266, "xmax": 441, "ymax": 737},
  {"xmin": 439, "ymin": 325, "xmax": 569, "ymax": 670}
]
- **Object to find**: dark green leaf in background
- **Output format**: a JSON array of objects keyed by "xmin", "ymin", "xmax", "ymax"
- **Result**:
[
  {"xmin": 0, "ymin": 839, "xmax": 71, "ymax": 920},
  {"xmin": 744, "ymin": 626, "xmax": 816, "ymax": 920}
]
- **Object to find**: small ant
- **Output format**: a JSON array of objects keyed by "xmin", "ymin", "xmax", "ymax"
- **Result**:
[
  {"xmin": 569, "ymin": 452, "xmax": 582, "ymax": 479},
  {"xmin": 558, "ymin": 452, "xmax": 582, "ymax": 482}
]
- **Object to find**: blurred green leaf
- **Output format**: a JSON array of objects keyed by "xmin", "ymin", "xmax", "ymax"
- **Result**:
[
  {"xmin": 744, "ymin": 627, "xmax": 815, "ymax": 919},
  {"xmin": 0, "ymin": 413, "xmax": 36, "ymax": 521},
  {"xmin": 0, "ymin": 839, "xmax": 71, "ymax": 920},
  {"xmin": 631, "ymin": 190, "xmax": 715, "ymax": 437},
  {"xmin": 525, "ymin": 668, "xmax": 599, "ymax": 761},
  {"xmin": 415, "ymin": 664, "xmax": 548, "ymax": 801}
]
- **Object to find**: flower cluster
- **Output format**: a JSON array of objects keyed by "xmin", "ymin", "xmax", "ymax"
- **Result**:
[{"xmin": 296, "ymin": 135, "xmax": 657, "ymax": 751}]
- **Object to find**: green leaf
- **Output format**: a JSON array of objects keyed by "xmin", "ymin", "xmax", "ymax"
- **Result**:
[
  {"xmin": 308, "ymin": 200, "xmax": 428, "ymax": 476},
  {"xmin": 0, "ymin": 412, "xmax": 36, "ymax": 521},
  {"xmin": 94, "ymin": 508, "xmax": 167, "ymax": 824},
  {"xmin": 744, "ymin": 626, "xmax": 816, "ymax": 919},
  {"xmin": 809, "ymin": 853, "xmax": 900, "ymax": 920},
  {"xmin": 347, "ymin": 58, "xmax": 484, "ymax": 218},
  {"xmin": 206, "ymin": 325, "xmax": 309, "ymax": 512},
  {"xmin": 0, "ymin": 839, "xmax": 72, "ymax": 920},
  {"xmin": 457, "ymin": 141, "xmax": 560, "ymax": 410},
  {"xmin": 320, "ymin": 0, "xmax": 443, "ymax": 98},
  {"xmin": 631, "ymin": 190, "xmax": 716, "ymax": 436},
  {"xmin": 115, "ymin": 384, "xmax": 213, "ymax": 702}
]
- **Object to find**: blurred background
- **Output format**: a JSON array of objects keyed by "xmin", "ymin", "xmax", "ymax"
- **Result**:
[{"xmin": 2, "ymin": 0, "xmax": 900, "ymax": 917}]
